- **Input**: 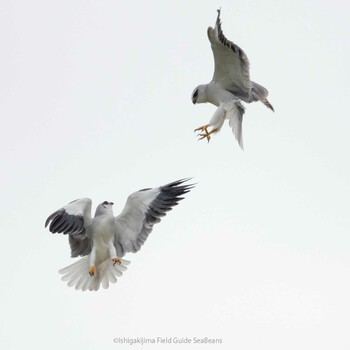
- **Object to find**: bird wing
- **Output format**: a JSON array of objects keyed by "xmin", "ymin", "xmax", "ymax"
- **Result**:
[
  {"xmin": 113, "ymin": 179, "xmax": 194, "ymax": 257},
  {"xmin": 45, "ymin": 198, "xmax": 93, "ymax": 257},
  {"xmin": 208, "ymin": 9, "xmax": 251, "ymax": 99},
  {"xmin": 225, "ymin": 100, "xmax": 245, "ymax": 149},
  {"xmin": 244, "ymin": 81, "xmax": 274, "ymax": 111}
]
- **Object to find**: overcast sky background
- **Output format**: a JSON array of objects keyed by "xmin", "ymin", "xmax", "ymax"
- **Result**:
[{"xmin": 1, "ymin": 0, "xmax": 349, "ymax": 349}]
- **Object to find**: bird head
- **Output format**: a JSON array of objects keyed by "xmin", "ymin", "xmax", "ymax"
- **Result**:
[
  {"xmin": 191, "ymin": 85, "xmax": 207, "ymax": 104},
  {"xmin": 95, "ymin": 201, "xmax": 114, "ymax": 216}
]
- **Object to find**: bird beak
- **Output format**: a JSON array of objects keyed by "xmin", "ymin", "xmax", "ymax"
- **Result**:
[{"xmin": 192, "ymin": 99, "xmax": 196, "ymax": 105}]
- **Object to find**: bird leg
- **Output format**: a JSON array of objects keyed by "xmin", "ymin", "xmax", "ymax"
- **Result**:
[
  {"xmin": 89, "ymin": 247, "xmax": 96, "ymax": 276},
  {"xmin": 194, "ymin": 124, "xmax": 210, "ymax": 133},
  {"xmin": 89, "ymin": 264, "xmax": 95, "ymax": 276},
  {"xmin": 195, "ymin": 125, "xmax": 218, "ymax": 142},
  {"xmin": 112, "ymin": 257, "xmax": 122, "ymax": 265},
  {"xmin": 108, "ymin": 241, "xmax": 121, "ymax": 266},
  {"xmin": 194, "ymin": 124, "xmax": 211, "ymax": 142},
  {"xmin": 198, "ymin": 128, "xmax": 218, "ymax": 142}
]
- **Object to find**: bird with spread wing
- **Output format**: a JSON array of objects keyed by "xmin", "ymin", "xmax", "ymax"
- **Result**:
[
  {"xmin": 45, "ymin": 179, "xmax": 194, "ymax": 291},
  {"xmin": 192, "ymin": 9, "xmax": 274, "ymax": 148}
]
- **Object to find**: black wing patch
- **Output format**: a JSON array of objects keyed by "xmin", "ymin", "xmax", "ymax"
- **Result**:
[
  {"xmin": 135, "ymin": 178, "xmax": 194, "ymax": 249},
  {"xmin": 68, "ymin": 235, "xmax": 91, "ymax": 258},
  {"xmin": 45, "ymin": 209, "xmax": 86, "ymax": 237},
  {"xmin": 215, "ymin": 9, "xmax": 246, "ymax": 59}
]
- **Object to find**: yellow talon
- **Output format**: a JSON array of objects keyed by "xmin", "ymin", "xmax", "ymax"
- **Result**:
[
  {"xmin": 197, "ymin": 132, "xmax": 211, "ymax": 142},
  {"xmin": 89, "ymin": 265, "xmax": 95, "ymax": 276},
  {"xmin": 112, "ymin": 257, "xmax": 122, "ymax": 265},
  {"xmin": 194, "ymin": 124, "xmax": 210, "ymax": 133},
  {"xmin": 195, "ymin": 125, "xmax": 217, "ymax": 143}
]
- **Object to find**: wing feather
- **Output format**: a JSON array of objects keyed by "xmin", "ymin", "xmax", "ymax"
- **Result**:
[
  {"xmin": 45, "ymin": 198, "xmax": 93, "ymax": 257},
  {"xmin": 244, "ymin": 81, "xmax": 274, "ymax": 111},
  {"xmin": 208, "ymin": 9, "xmax": 251, "ymax": 98},
  {"xmin": 114, "ymin": 179, "xmax": 194, "ymax": 257}
]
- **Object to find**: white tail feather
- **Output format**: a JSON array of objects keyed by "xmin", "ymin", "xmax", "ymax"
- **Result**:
[
  {"xmin": 58, "ymin": 256, "xmax": 130, "ymax": 291},
  {"xmin": 225, "ymin": 100, "xmax": 245, "ymax": 149}
]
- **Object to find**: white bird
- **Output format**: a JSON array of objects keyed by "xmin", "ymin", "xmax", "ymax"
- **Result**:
[
  {"xmin": 45, "ymin": 179, "xmax": 194, "ymax": 291},
  {"xmin": 192, "ymin": 9, "xmax": 274, "ymax": 148}
]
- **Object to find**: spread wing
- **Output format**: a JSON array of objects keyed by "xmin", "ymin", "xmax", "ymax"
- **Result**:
[
  {"xmin": 208, "ymin": 9, "xmax": 251, "ymax": 99},
  {"xmin": 45, "ymin": 198, "xmax": 93, "ymax": 257},
  {"xmin": 113, "ymin": 179, "xmax": 194, "ymax": 257}
]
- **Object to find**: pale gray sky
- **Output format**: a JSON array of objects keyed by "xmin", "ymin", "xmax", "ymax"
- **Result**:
[{"xmin": 1, "ymin": 0, "xmax": 350, "ymax": 349}]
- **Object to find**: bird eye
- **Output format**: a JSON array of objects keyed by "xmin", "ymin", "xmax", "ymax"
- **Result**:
[
  {"xmin": 102, "ymin": 201, "xmax": 108, "ymax": 205},
  {"xmin": 193, "ymin": 89, "xmax": 198, "ymax": 98}
]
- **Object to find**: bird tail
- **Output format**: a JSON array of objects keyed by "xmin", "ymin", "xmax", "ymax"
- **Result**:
[
  {"xmin": 225, "ymin": 101, "xmax": 245, "ymax": 149},
  {"xmin": 58, "ymin": 257, "xmax": 130, "ymax": 291}
]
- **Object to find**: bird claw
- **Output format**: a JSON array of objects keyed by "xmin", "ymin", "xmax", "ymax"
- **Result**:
[
  {"xmin": 194, "ymin": 125, "xmax": 211, "ymax": 142},
  {"xmin": 112, "ymin": 257, "xmax": 122, "ymax": 265},
  {"xmin": 194, "ymin": 124, "xmax": 209, "ymax": 132},
  {"xmin": 89, "ymin": 265, "xmax": 95, "ymax": 276},
  {"xmin": 197, "ymin": 133, "xmax": 211, "ymax": 142}
]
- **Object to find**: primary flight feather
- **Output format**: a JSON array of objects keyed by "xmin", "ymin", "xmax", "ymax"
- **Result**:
[
  {"xmin": 45, "ymin": 179, "xmax": 194, "ymax": 291},
  {"xmin": 192, "ymin": 9, "xmax": 274, "ymax": 148}
]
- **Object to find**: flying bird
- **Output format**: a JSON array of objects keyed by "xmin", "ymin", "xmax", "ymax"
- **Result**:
[
  {"xmin": 192, "ymin": 9, "xmax": 274, "ymax": 148},
  {"xmin": 45, "ymin": 178, "xmax": 194, "ymax": 291}
]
